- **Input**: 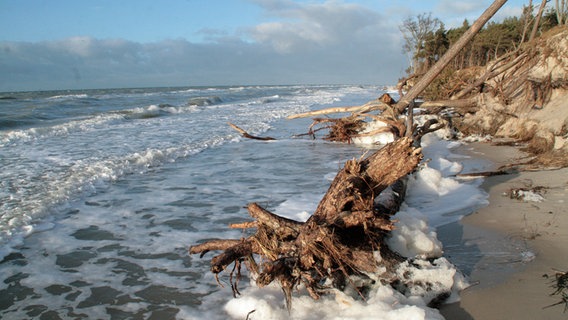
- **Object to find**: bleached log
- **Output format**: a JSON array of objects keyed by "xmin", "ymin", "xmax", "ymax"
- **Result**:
[
  {"xmin": 286, "ymin": 101, "xmax": 391, "ymax": 120},
  {"xmin": 417, "ymin": 97, "xmax": 478, "ymax": 109}
]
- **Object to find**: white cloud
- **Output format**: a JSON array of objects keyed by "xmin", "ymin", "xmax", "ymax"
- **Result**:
[
  {"xmin": 0, "ymin": 1, "xmax": 406, "ymax": 91},
  {"xmin": 249, "ymin": 0, "xmax": 386, "ymax": 53},
  {"xmin": 493, "ymin": 5, "xmax": 524, "ymax": 22},
  {"xmin": 58, "ymin": 36, "xmax": 95, "ymax": 57}
]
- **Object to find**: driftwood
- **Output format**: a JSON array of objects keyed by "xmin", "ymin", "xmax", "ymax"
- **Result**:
[
  {"xmin": 190, "ymin": 137, "xmax": 423, "ymax": 309},
  {"xmin": 292, "ymin": 99, "xmax": 406, "ymax": 143},
  {"xmin": 413, "ymin": 97, "xmax": 479, "ymax": 115},
  {"xmin": 299, "ymin": 114, "xmax": 408, "ymax": 143},
  {"xmin": 454, "ymin": 169, "xmax": 515, "ymax": 178},
  {"xmin": 287, "ymin": 93, "xmax": 395, "ymax": 120},
  {"xmin": 286, "ymin": 103, "xmax": 385, "ymax": 120},
  {"xmin": 301, "ymin": 116, "xmax": 366, "ymax": 142},
  {"xmin": 361, "ymin": 114, "xmax": 407, "ymax": 138},
  {"xmin": 543, "ymin": 269, "xmax": 568, "ymax": 312},
  {"xmin": 228, "ymin": 122, "xmax": 276, "ymax": 141}
]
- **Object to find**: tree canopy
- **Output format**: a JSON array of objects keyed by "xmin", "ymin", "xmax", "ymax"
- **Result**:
[{"xmin": 400, "ymin": 3, "xmax": 565, "ymax": 83}]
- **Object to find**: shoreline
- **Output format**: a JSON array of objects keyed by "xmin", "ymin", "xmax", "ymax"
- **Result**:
[{"xmin": 440, "ymin": 141, "xmax": 568, "ymax": 319}]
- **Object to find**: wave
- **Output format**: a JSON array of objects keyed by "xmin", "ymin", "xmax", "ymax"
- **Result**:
[
  {"xmin": 259, "ymin": 95, "xmax": 281, "ymax": 104},
  {"xmin": 0, "ymin": 134, "xmax": 231, "ymax": 260},
  {"xmin": 47, "ymin": 93, "xmax": 89, "ymax": 100},
  {"xmin": 1, "ymin": 85, "xmax": 385, "ymax": 148},
  {"xmin": 0, "ymin": 95, "xmax": 297, "ymax": 253},
  {"xmin": 187, "ymin": 96, "xmax": 223, "ymax": 106},
  {"xmin": 0, "ymin": 103, "xmax": 205, "ymax": 147},
  {"xmin": 0, "ymin": 117, "xmax": 37, "ymax": 130},
  {"xmin": 0, "ymin": 113, "xmax": 125, "ymax": 147}
]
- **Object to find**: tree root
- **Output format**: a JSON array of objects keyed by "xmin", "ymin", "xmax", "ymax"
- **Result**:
[{"xmin": 189, "ymin": 137, "xmax": 423, "ymax": 310}]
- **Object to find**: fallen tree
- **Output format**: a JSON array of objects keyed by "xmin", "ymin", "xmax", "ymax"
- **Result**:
[
  {"xmin": 190, "ymin": 137, "xmax": 423, "ymax": 309},
  {"xmin": 290, "ymin": 94, "xmax": 403, "ymax": 143},
  {"xmin": 286, "ymin": 93, "xmax": 396, "ymax": 120}
]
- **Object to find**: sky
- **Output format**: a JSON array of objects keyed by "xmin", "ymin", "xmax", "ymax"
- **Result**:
[{"xmin": 0, "ymin": 0, "xmax": 529, "ymax": 91}]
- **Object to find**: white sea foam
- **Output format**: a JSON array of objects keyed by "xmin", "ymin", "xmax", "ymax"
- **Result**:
[
  {"xmin": 511, "ymin": 189, "xmax": 545, "ymax": 202},
  {"xmin": 0, "ymin": 143, "xmax": 215, "ymax": 259},
  {"xmin": 351, "ymin": 120, "xmax": 395, "ymax": 145},
  {"xmin": 216, "ymin": 132, "xmax": 485, "ymax": 320},
  {"xmin": 404, "ymin": 134, "xmax": 489, "ymax": 227},
  {"xmin": 47, "ymin": 93, "xmax": 89, "ymax": 100},
  {"xmin": 388, "ymin": 206, "xmax": 444, "ymax": 259},
  {"xmin": 0, "ymin": 113, "xmax": 125, "ymax": 146},
  {"xmin": 221, "ymin": 259, "xmax": 467, "ymax": 320},
  {"xmin": 224, "ymin": 282, "xmax": 446, "ymax": 320},
  {"xmin": 1, "ymin": 85, "xmax": 361, "ymax": 261}
]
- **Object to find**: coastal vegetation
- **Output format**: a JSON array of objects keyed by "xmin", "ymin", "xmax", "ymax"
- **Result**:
[
  {"xmin": 400, "ymin": 1, "xmax": 567, "ymax": 100},
  {"xmin": 397, "ymin": 2, "xmax": 568, "ymax": 169}
]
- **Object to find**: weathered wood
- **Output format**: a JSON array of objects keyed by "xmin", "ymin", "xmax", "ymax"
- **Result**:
[
  {"xmin": 229, "ymin": 221, "xmax": 257, "ymax": 229},
  {"xmin": 452, "ymin": 53, "xmax": 527, "ymax": 100},
  {"xmin": 530, "ymin": 0, "xmax": 548, "ymax": 41},
  {"xmin": 190, "ymin": 239, "xmax": 246, "ymax": 257},
  {"xmin": 247, "ymin": 202, "xmax": 302, "ymax": 239},
  {"xmin": 286, "ymin": 100, "xmax": 391, "ymax": 120},
  {"xmin": 306, "ymin": 116, "xmax": 366, "ymax": 143},
  {"xmin": 190, "ymin": 136, "xmax": 423, "ymax": 309},
  {"xmin": 228, "ymin": 122, "xmax": 276, "ymax": 141},
  {"xmin": 379, "ymin": 93, "xmax": 397, "ymax": 105},
  {"xmin": 374, "ymin": 178, "xmax": 407, "ymax": 215},
  {"xmin": 352, "ymin": 126, "xmax": 396, "ymax": 138},
  {"xmin": 413, "ymin": 119, "xmax": 446, "ymax": 141},
  {"xmin": 210, "ymin": 240, "xmax": 254, "ymax": 273},
  {"xmin": 360, "ymin": 114, "xmax": 407, "ymax": 138},
  {"xmin": 310, "ymin": 137, "xmax": 422, "ymax": 224},
  {"xmin": 455, "ymin": 169, "xmax": 514, "ymax": 178},
  {"xmin": 418, "ymin": 97, "xmax": 478, "ymax": 109}
]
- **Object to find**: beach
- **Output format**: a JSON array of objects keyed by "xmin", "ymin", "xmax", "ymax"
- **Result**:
[
  {"xmin": 1, "ymin": 85, "xmax": 566, "ymax": 319},
  {"xmin": 441, "ymin": 141, "xmax": 568, "ymax": 319}
]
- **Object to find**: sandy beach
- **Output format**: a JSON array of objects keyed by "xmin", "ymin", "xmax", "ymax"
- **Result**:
[{"xmin": 440, "ymin": 141, "xmax": 568, "ymax": 319}]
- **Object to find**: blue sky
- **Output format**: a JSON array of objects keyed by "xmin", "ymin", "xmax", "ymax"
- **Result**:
[{"xmin": 0, "ymin": 0, "xmax": 528, "ymax": 91}]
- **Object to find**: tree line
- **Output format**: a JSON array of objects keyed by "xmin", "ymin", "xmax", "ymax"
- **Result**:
[{"xmin": 400, "ymin": 1, "xmax": 567, "ymax": 77}]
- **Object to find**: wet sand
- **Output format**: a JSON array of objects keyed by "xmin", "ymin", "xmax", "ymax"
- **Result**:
[{"xmin": 440, "ymin": 141, "xmax": 568, "ymax": 319}]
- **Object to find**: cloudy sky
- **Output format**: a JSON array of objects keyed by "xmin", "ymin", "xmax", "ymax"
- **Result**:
[{"xmin": 0, "ymin": 0, "xmax": 527, "ymax": 92}]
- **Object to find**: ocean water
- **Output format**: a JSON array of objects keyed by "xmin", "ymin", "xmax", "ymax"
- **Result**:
[{"xmin": 0, "ymin": 85, "xmax": 511, "ymax": 319}]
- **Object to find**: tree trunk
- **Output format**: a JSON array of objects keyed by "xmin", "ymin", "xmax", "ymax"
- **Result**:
[
  {"xmin": 287, "ymin": 100, "xmax": 391, "ymax": 120},
  {"xmin": 530, "ymin": 0, "xmax": 548, "ymax": 41},
  {"xmin": 418, "ymin": 97, "xmax": 478, "ymax": 110}
]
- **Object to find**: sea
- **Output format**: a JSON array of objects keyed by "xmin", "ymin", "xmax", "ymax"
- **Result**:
[{"xmin": 0, "ymin": 85, "xmax": 528, "ymax": 319}]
